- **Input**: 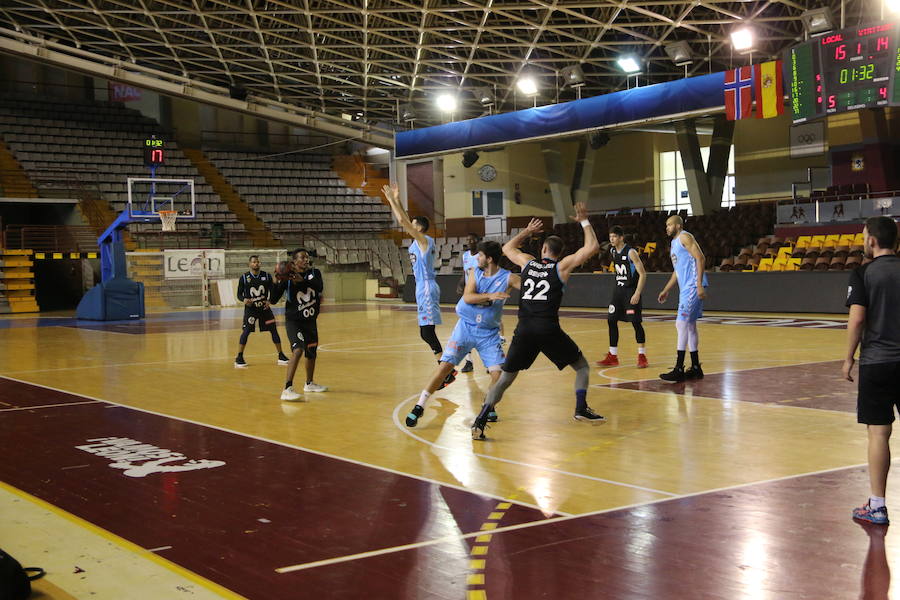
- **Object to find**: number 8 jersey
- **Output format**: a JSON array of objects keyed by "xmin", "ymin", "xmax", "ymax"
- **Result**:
[{"xmin": 517, "ymin": 258, "xmax": 564, "ymax": 325}]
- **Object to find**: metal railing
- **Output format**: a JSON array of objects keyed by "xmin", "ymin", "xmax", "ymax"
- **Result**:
[{"xmin": 3, "ymin": 225, "xmax": 98, "ymax": 252}]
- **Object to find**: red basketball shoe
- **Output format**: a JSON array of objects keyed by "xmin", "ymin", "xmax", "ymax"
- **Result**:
[{"xmin": 596, "ymin": 352, "xmax": 619, "ymax": 367}]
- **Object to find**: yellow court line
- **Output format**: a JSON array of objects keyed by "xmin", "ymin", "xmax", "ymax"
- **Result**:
[{"xmin": 0, "ymin": 481, "xmax": 246, "ymax": 600}]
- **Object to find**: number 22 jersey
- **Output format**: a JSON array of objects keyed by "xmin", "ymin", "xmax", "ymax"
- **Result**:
[{"xmin": 517, "ymin": 258, "xmax": 564, "ymax": 329}]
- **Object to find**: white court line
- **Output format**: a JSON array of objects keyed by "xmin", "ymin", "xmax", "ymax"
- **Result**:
[
  {"xmin": 148, "ymin": 546, "xmax": 173, "ymax": 553},
  {"xmin": 390, "ymin": 394, "xmax": 677, "ymax": 498},
  {"xmin": 275, "ymin": 459, "xmax": 869, "ymax": 574},
  {"xmin": 0, "ymin": 374, "xmax": 552, "ymax": 516},
  {"xmin": 0, "ymin": 400, "xmax": 101, "ymax": 412},
  {"xmin": 594, "ymin": 357, "xmax": 842, "ymax": 386}
]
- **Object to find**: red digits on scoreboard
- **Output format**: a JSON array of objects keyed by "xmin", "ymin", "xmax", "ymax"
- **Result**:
[
  {"xmin": 151, "ymin": 149, "xmax": 163, "ymax": 162},
  {"xmin": 880, "ymin": 87, "xmax": 888, "ymax": 100},
  {"xmin": 835, "ymin": 44, "xmax": 846, "ymax": 60},
  {"xmin": 827, "ymin": 95, "xmax": 836, "ymax": 109},
  {"xmin": 877, "ymin": 36, "xmax": 889, "ymax": 51}
]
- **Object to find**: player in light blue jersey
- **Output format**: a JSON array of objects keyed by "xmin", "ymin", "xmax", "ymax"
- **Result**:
[
  {"xmin": 405, "ymin": 240, "xmax": 520, "ymax": 428},
  {"xmin": 657, "ymin": 215, "xmax": 708, "ymax": 383},
  {"xmin": 383, "ymin": 182, "xmax": 453, "ymax": 374},
  {"xmin": 456, "ymin": 233, "xmax": 481, "ymax": 373}
]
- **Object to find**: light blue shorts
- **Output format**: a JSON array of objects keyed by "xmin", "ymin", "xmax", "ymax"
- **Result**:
[
  {"xmin": 416, "ymin": 280, "xmax": 442, "ymax": 326},
  {"xmin": 440, "ymin": 320, "xmax": 505, "ymax": 370},
  {"xmin": 677, "ymin": 288, "xmax": 704, "ymax": 322}
]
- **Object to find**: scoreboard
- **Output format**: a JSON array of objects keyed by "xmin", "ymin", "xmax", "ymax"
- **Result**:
[{"xmin": 785, "ymin": 21, "xmax": 900, "ymax": 123}]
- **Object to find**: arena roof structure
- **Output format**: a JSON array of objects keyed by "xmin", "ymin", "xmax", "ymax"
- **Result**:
[{"xmin": 0, "ymin": 0, "xmax": 877, "ymax": 138}]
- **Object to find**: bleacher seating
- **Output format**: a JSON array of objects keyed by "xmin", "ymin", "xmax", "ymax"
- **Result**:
[
  {"xmin": 0, "ymin": 92, "xmax": 243, "ymax": 238},
  {"xmin": 204, "ymin": 150, "xmax": 392, "ymax": 235}
]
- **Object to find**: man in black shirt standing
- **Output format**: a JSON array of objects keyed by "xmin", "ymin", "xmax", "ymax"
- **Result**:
[
  {"xmin": 472, "ymin": 203, "xmax": 604, "ymax": 440},
  {"xmin": 270, "ymin": 248, "xmax": 327, "ymax": 401},
  {"xmin": 844, "ymin": 216, "xmax": 900, "ymax": 525},
  {"xmin": 234, "ymin": 255, "xmax": 290, "ymax": 368}
]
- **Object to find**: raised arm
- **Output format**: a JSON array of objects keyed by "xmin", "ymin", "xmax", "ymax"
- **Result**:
[
  {"xmin": 382, "ymin": 182, "xmax": 428, "ymax": 252},
  {"xmin": 502, "ymin": 219, "xmax": 542, "ymax": 268},
  {"xmin": 558, "ymin": 202, "xmax": 600, "ymax": 278}
]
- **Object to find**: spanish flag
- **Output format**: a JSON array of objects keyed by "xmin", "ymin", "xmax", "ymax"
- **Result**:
[{"xmin": 754, "ymin": 60, "xmax": 784, "ymax": 119}]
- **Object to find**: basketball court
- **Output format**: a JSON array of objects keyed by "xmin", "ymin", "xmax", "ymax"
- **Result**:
[{"xmin": 1, "ymin": 300, "xmax": 894, "ymax": 599}]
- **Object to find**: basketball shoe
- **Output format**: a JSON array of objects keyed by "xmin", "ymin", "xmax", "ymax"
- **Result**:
[
  {"xmin": 406, "ymin": 404, "xmax": 424, "ymax": 428},
  {"xmin": 438, "ymin": 369, "xmax": 458, "ymax": 390},
  {"xmin": 280, "ymin": 386, "xmax": 304, "ymax": 402},
  {"xmin": 637, "ymin": 354, "xmax": 649, "ymax": 369},
  {"xmin": 471, "ymin": 415, "xmax": 490, "ymax": 440},
  {"xmin": 684, "ymin": 364, "xmax": 704, "ymax": 380},
  {"xmin": 487, "ymin": 411, "xmax": 498, "ymax": 422},
  {"xmin": 853, "ymin": 502, "xmax": 890, "ymax": 525},
  {"xmin": 234, "ymin": 355, "xmax": 248, "ymax": 368},
  {"xmin": 574, "ymin": 407, "xmax": 606, "ymax": 423},
  {"xmin": 304, "ymin": 382, "xmax": 328, "ymax": 392},
  {"xmin": 659, "ymin": 366, "xmax": 685, "ymax": 383},
  {"xmin": 461, "ymin": 360, "xmax": 474, "ymax": 373},
  {"xmin": 596, "ymin": 352, "xmax": 619, "ymax": 367},
  {"xmin": 277, "ymin": 353, "xmax": 290, "ymax": 365}
]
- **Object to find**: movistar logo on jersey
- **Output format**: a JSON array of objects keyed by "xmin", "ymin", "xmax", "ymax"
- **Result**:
[
  {"xmin": 614, "ymin": 263, "xmax": 628, "ymax": 276},
  {"xmin": 250, "ymin": 285, "xmax": 266, "ymax": 298}
]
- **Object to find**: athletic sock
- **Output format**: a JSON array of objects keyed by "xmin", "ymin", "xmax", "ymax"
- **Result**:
[
  {"xmin": 575, "ymin": 389, "xmax": 587, "ymax": 412},
  {"xmin": 609, "ymin": 347, "xmax": 618, "ymax": 356},
  {"xmin": 237, "ymin": 352, "xmax": 243, "ymax": 359},
  {"xmin": 675, "ymin": 350, "xmax": 686, "ymax": 368},
  {"xmin": 870, "ymin": 496, "xmax": 886, "ymax": 509},
  {"xmin": 690, "ymin": 351, "xmax": 699, "ymax": 367},
  {"xmin": 418, "ymin": 390, "xmax": 431, "ymax": 408},
  {"xmin": 638, "ymin": 346, "xmax": 646, "ymax": 355}
]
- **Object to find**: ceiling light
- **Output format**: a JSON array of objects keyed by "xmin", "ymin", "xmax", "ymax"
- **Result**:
[
  {"xmin": 731, "ymin": 27, "xmax": 754, "ymax": 51},
  {"xmin": 617, "ymin": 56, "xmax": 641, "ymax": 74},
  {"xmin": 473, "ymin": 86, "xmax": 495, "ymax": 106},
  {"xmin": 435, "ymin": 93, "xmax": 458, "ymax": 112},
  {"xmin": 800, "ymin": 7, "xmax": 835, "ymax": 34},
  {"xmin": 664, "ymin": 41, "xmax": 692, "ymax": 66},
  {"xmin": 885, "ymin": 0, "xmax": 900, "ymax": 14},
  {"xmin": 516, "ymin": 76, "xmax": 538, "ymax": 96},
  {"xmin": 560, "ymin": 65, "xmax": 585, "ymax": 87}
]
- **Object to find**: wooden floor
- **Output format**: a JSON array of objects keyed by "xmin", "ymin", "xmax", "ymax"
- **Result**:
[{"xmin": 0, "ymin": 301, "xmax": 896, "ymax": 599}]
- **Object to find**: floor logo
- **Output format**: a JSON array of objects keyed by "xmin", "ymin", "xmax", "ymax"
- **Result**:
[{"xmin": 76, "ymin": 437, "xmax": 225, "ymax": 478}]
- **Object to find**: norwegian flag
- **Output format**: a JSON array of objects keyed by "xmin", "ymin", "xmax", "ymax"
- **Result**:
[{"xmin": 724, "ymin": 66, "xmax": 754, "ymax": 120}]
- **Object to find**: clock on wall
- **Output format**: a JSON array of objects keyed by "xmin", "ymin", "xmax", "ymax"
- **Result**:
[{"xmin": 478, "ymin": 164, "xmax": 497, "ymax": 182}]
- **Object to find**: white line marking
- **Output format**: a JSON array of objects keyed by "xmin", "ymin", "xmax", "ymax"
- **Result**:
[
  {"xmin": 60, "ymin": 464, "xmax": 90, "ymax": 471},
  {"xmin": 275, "ymin": 459, "xmax": 868, "ymax": 573},
  {"xmin": 390, "ymin": 395, "xmax": 677, "ymax": 498},
  {"xmin": 595, "ymin": 357, "xmax": 841, "ymax": 386},
  {"xmin": 0, "ymin": 400, "xmax": 101, "ymax": 412},
  {"xmin": 0, "ymin": 375, "xmax": 551, "ymax": 516},
  {"xmin": 147, "ymin": 546, "xmax": 173, "ymax": 553}
]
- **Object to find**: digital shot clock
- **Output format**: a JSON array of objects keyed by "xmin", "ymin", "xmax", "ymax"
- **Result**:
[{"xmin": 785, "ymin": 20, "xmax": 900, "ymax": 123}]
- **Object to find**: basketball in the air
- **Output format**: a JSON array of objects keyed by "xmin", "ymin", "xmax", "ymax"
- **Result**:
[{"xmin": 274, "ymin": 261, "xmax": 294, "ymax": 280}]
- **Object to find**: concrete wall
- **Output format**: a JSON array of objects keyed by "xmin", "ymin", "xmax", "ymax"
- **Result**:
[{"xmin": 405, "ymin": 271, "xmax": 852, "ymax": 314}]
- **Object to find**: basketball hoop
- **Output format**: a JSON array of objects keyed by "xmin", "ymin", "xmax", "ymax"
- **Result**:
[{"xmin": 158, "ymin": 210, "xmax": 178, "ymax": 232}]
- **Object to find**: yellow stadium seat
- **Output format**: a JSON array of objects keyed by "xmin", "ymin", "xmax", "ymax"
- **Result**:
[
  {"xmin": 823, "ymin": 234, "xmax": 840, "ymax": 248},
  {"xmin": 786, "ymin": 258, "xmax": 801, "ymax": 271},
  {"xmin": 795, "ymin": 236, "xmax": 812, "ymax": 248},
  {"xmin": 839, "ymin": 234, "xmax": 856, "ymax": 245},
  {"xmin": 645, "ymin": 242, "xmax": 656, "ymax": 254},
  {"xmin": 758, "ymin": 258, "xmax": 774, "ymax": 271},
  {"xmin": 854, "ymin": 232, "xmax": 865, "ymax": 244},
  {"xmin": 776, "ymin": 246, "xmax": 792, "ymax": 261}
]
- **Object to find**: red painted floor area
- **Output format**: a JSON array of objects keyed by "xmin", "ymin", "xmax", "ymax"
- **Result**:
[
  {"xmin": 602, "ymin": 360, "xmax": 857, "ymax": 412},
  {"xmin": 0, "ymin": 378, "xmax": 552, "ymax": 598}
]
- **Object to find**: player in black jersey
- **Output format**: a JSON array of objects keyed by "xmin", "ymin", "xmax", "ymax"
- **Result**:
[
  {"xmin": 472, "ymin": 202, "xmax": 604, "ymax": 440},
  {"xmin": 269, "ymin": 248, "xmax": 327, "ymax": 401},
  {"xmin": 234, "ymin": 255, "xmax": 290, "ymax": 368},
  {"xmin": 597, "ymin": 226, "xmax": 649, "ymax": 369}
]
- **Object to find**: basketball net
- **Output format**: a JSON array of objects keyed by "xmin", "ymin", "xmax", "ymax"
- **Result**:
[{"xmin": 158, "ymin": 210, "xmax": 178, "ymax": 232}]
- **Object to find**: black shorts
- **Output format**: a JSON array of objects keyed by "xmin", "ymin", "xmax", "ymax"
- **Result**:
[
  {"xmin": 609, "ymin": 286, "xmax": 642, "ymax": 323},
  {"xmin": 858, "ymin": 361, "xmax": 900, "ymax": 425},
  {"xmin": 503, "ymin": 322, "xmax": 582, "ymax": 372},
  {"xmin": 286, "ymin": 319, "xmax": 319, "ymax": 356},
  {"xmin": 243, "ymin": 307, "xmax": 277, "ymax": 332}
]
